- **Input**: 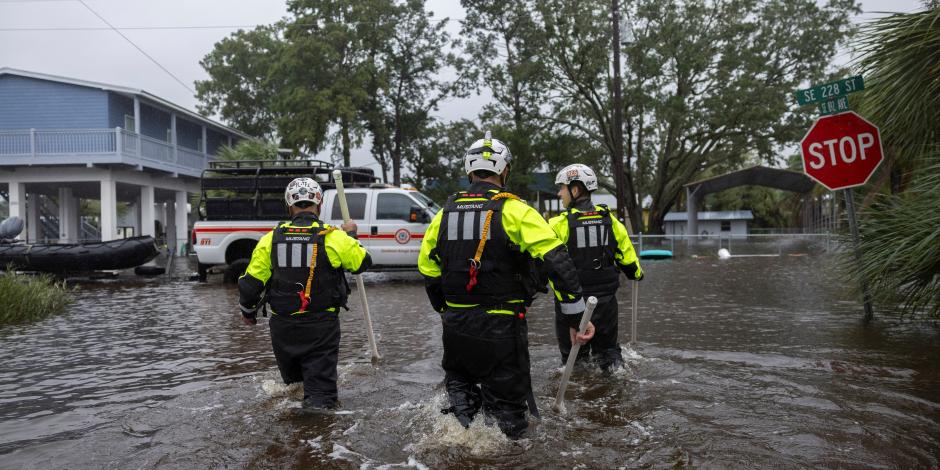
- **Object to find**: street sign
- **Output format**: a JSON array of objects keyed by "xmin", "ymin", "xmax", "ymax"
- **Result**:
[
  {"xmin": 800, "ymin": 111, "xmax": 884, "ymax": 191},
  {"xmin": 795, "ymin": 75, "xmax": 865, "ymax": 106},
  {"xmin": 818, "ymin": 96, "xmax": 850, "ymax": 116}
]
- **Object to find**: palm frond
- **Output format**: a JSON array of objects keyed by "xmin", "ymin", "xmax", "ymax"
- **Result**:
[{"xmin": 855, "ymin": 8, "xmax": 940, "ymax": 164}]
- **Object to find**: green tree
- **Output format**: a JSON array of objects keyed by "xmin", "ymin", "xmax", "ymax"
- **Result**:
[
  {"xmin": 459, "ymin": 0, "xmax": 555, "ymax": 198},
  {"xmin": 851, "ymin": 154, "xmax": 940, "ymax": 317},
  {"xmin": 215, "ymin": 139, "xmax": 280, "ymax": 161},
  {"xmin": 407, "ymin": 119, "xmax": 480, "ymax": 202},
  {"xmin": 532, "ymin": 0, "xmax": 858, "ymax": 232},
  {"xmin": 857, "ymin": 7, "xmax": 940, "ymax": 166},
  {"xmin": 362, "ymin": 0, "xmax": 454, "ymax": 185},
  {"xmin": 846, "ymin": 7, "xmax": 940, "ymax": 317},
  {"xmin": 272, "ymin": 0, "xmax": 395, "ymax": 164},
  {"xmin": 196, "ymin": 25, "xmax": 283, "ymax": 140}
]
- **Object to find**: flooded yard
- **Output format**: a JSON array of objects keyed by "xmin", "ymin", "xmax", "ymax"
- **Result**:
[{"xmin": 1, "ymin": 255, "xmax": 938, "ymax": 468}]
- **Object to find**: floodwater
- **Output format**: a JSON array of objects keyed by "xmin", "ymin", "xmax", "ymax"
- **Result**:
[{"xmin": 1, "ymin": 255, "xmax": 939, "ymax": 469}]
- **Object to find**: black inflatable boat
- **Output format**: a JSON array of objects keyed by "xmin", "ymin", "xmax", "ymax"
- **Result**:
[{"xmin": 0, "ymin": 236, "xmax": 159, "ymax": 273}]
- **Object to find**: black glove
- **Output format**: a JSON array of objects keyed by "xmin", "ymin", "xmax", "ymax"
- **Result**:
[
  {"xmin": 621, "ymin": 262, "xmax": 644, "ymax": 281},
  {"xmin": 240, "ymin": 304, "xmax": 258, "ymax": 325},
  {"xmin": 424, "ymin": 276, "xmax": 446, "ymax": 313}
]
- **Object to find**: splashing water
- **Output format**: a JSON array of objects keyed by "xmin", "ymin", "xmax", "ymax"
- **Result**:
[{"xmin": 410, "ymin": 394, "xmax": 510, "ymax": 456}]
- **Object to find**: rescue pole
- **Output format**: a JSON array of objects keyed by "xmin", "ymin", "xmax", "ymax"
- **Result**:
[
  {"xmin": 552, "ymin": 296, "xmax": 598, "ymax": 413},
  {"xmin": 332, "ymin": 170, "xmax": 381, "ymax": 362},
  {"xmin": 631, "ymin": 281, "xmax": 639, "ymax": 344}
]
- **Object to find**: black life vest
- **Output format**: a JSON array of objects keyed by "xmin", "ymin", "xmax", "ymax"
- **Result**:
[
  {"xmin": 565, "ymin": 204, "xmax": 620, "ymax": 296},
  {"xmin": 436, "ymin": 190, "xmax": 529, "ymax": 305},
  {"xmin": 266, "ymin": 214, "xmax": 349, "ymax": 315}
]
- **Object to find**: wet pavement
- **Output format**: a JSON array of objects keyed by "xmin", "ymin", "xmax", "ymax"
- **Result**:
[{"xmin": 1, "ymin": 255, "xmax": 939, "ymax": 468}]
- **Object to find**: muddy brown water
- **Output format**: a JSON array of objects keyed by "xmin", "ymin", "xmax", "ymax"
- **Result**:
[{"xmin": 1, "ymin": 255, "xmax": 939, "ymax": 469}]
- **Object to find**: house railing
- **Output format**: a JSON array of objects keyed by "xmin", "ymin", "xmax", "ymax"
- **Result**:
[{"xmin": 0, "ymin": 127, "xmax": 214, "ymax": 174}]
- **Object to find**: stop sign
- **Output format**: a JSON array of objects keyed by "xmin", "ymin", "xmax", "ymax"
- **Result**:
[{"xmin": 800, "ymin": 111, "xmax": 884, "ymax": 191}]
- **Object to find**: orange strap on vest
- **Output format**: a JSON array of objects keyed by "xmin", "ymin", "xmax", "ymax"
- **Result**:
[
  {"xmin": 466, "ymin": 192, "xmax": 520, "ymax": 293},
  {"xmin": 298, "ymin": 226, "xmax": 336, "ymax": 312}
]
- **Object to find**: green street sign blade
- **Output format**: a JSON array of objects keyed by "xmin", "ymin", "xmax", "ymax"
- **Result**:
[
  {"xmin": 818, "ymin": 96, "xmax": 851, "ymax": 116},
  {"xmin": 795, "ymin": 75, "xmax": 865, "ymax": 106}
]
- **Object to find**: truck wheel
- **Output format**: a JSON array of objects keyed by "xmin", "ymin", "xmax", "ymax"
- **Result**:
[
  {"xmin": 223, "ymin": 258, "xmax": 249, "ymax": 284},
  {"xmin": 197, "ymin": 263, "xmax": 211, "ymax": 282}
]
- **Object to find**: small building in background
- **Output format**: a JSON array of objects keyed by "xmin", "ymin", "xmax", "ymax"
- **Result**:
[{"xmin": 663, "ymin": 210, "xmax": 754, "ymax": 237}]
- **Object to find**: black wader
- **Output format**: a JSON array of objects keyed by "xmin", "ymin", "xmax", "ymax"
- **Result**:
[{"xmin": 441, "ymin": 306, "xmax": 530, "ymax": 438}]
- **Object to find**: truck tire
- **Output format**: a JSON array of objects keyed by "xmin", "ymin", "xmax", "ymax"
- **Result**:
[
  {"xmin": 197, "ymin": 263, "xmax": 211, "ymax": 282},
  {"xmin": 224, "ymin": 258, "xmax": 249, "ymax": 284}
]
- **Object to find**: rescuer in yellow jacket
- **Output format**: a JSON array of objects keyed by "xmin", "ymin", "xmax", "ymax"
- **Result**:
[
  {"xmin": 549, "ymin": 164, "xmax": 643, "ymax": 373},
  {"xmin": 238, "ymin": 177, "xmax": 371, "ymax": 410},
  {"xmin": 418, "ymin": 132, "xmax": 594, "ymax": 439}
]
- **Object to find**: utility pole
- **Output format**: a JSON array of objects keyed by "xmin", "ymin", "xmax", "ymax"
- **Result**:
[{"xmin": 611, "ymin": 0, "xmax": 628, "ymax": 225}]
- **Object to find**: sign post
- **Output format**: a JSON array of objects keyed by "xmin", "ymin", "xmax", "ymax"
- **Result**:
[{"xmin": 799, "ymin": 110, "xmax": 883, "ymax": 321}]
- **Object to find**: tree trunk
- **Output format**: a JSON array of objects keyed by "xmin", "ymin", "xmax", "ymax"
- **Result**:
[
  {"xmin": 392, "ymin": 119, "xmax": 402, "ymax": 187},
  {"xmin": 340, "ymin": 117, "xmax": 351, "ymax": 167}
]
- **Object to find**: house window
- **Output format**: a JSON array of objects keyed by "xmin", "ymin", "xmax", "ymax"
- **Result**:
[
  {"xmin": 721, "ymin": 220, "xmax": 731, "ymax": 232},
  {"xmin": 331, "ymin": 193, "xmax": 366, "ymax": 220},
  {"xmin": 124, "ymin": 115, "xmax": 135, "ymax": 132},
  {"xmin": 376, "ymin": 193, "xmax": 414, "ymax": 220}
]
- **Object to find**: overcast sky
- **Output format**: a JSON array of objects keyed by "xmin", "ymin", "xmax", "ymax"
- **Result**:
[{"xmin": 0, "ymin": 0, "xmax": 926, "ymax": 168}]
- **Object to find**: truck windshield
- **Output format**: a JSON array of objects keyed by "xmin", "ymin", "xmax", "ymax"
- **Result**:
[{"xmin": 413, "ymin": 192, "xmax": 441, "ymax": 214}]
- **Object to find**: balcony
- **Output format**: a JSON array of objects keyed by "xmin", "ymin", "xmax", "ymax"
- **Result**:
[{"xmin": 0, "ymin": 128, "xmax": 215, "ymax": 177}]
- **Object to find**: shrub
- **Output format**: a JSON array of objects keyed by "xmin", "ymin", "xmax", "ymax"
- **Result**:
[{"xmin": 0, "ymin": 270, "xmax": 73, "ymax": 326}]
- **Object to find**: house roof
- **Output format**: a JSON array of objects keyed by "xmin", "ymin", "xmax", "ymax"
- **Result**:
[
  {"xmin": 0, "ymin": 67, "xmax": 250, "ymax": 139},
  {"xmin": 664, "ymin": 211, "xmax": 754, "ymax": 221},
  {"xmin": 685, "ymin": 165, "xmax": 816, "ymax": 195}
]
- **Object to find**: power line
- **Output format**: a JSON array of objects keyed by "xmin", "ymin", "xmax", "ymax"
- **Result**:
[
  {"xmin": 75, "ymin": 0, "xmax": 195, "ymax": 94},
  {"xmin": 0, "ymin": 25, "xmax": 271, "ymax": 31},
  {"xmin": 0, "ymin": 18, "xmax": 462, "ymax": 32}
]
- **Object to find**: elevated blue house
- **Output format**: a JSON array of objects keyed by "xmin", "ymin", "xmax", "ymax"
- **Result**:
[{"xmin": 0, "ymin": 68, "xmax": 247, "ymax": 249}]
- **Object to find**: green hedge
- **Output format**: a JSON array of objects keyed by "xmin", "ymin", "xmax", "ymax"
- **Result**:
[{"xmin": 0, "ymin": 270, "xmax": 73, "ymax": 326}]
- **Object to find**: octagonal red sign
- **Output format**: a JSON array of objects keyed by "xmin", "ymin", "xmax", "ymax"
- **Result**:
[{"xmin": 800, "ymin": 111, "xmax": 884, "ymax": 191}]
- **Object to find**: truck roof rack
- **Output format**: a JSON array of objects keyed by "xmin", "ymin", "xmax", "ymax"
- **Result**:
[{"xmin": 198, "ymin": 159, "xmax": 387, "ymax": 221}]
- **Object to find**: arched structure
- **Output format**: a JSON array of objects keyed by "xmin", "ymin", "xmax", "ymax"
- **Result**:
[{"xmin": 684, "ymin": 165, "xmax": 819, "ymax": 235}]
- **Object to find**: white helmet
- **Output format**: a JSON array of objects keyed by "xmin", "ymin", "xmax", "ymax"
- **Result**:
[
  {"xmin": 555, "ymin": 164, "xmax": 599, "ymax": 191},
  {"xmin": 464, "ymin": 131, "xmax": 512, "ymax": 176},
  {"xmin": 284, "ymin": 177, "xmax": 323, "ymax": 207}
]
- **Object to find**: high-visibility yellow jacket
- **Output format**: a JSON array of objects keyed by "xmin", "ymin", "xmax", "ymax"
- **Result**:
[
  {"xmin": 547, "ymin": 199, "xmax": 643, "ymax": 291},
  {"xmin": 238, "ymin": 213, "xmax": 371, "ymax": 316},
  {"xmin": 419, "ymin": 181, "xmax": 584, "ymax": 316}
]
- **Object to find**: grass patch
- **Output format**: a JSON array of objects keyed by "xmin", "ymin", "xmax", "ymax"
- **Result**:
[{"xmin": 0, "ymin": 270, "xmax": 73, "ymax": 326}]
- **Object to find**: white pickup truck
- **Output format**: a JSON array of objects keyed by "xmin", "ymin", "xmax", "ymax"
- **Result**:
[{"xmin": 191, "ymin": 161, "xmax": 438, "ymax": 281}]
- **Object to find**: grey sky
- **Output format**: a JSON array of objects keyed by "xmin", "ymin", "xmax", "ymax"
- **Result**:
[{"xmin": 0, "ymin": 0, "xmax": 925, "ymax": 167}]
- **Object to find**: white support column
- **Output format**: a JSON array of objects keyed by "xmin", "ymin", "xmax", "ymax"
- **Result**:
[
  {"xmin": 8, "ymin": 181, "xmax": 26, "ymax": 221},
  {"xmin": 140, "ymin": 184, "xmax": 155, "ymax": 238},
  {"xmin": 100, "ymin": 176, "xmax": 118, "ymax": 241},
  {"xmin": 26, "ymin": 191, "xmax": 39, "ymax": 243},
  {"xmin": 201, "ymin": 126, "xmax": 207, "ymax": 155},
  {"xmin": 166, "ymin": 200, "xmax": 177, "ymax": 254},
  {"xmin": 174, "ymin": 190, "xmax": 188, "ymax": 255},
  {"xmin": 170, "ymin": 113, "xmax": 178, "ymax": 163},
  {"xmin": 58, "ymin": 187, "xmax": 79, "ymax": 243},
  {"xmin": 133, "ymin": 97, "xmax": 141, "ymax": 155}
]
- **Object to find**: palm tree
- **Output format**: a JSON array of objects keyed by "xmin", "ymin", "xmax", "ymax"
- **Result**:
[{"xmin": 847, "ymin": 6, "xmax": 940, "ymax": 317}]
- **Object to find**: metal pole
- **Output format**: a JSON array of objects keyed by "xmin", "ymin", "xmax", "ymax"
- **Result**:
[
  {"xmin": 333, "ymin": 170, "xmax": 382, "ymax": 361},
  {"xmin": 630, "ymin": 282, "xmax": 638, "ymax": 344},
  {"xmin": 844, "ymin": 188, "xmax": 875, "ymax": 322},
  {"xmin": 611, "ymin": 0, "xmax": 627, "ymax": 223},
  {"xmin": 553, "ymin": 296, "xmax": 598, "ymax": 413}
]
